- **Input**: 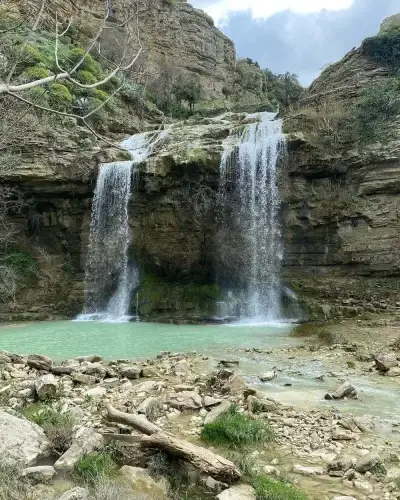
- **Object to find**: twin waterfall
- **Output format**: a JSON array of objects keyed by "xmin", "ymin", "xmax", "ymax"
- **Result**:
[
  {"xmin": 219, "ymin": 112, "xmax": 286, "ymax": 322},
  {"xmin": 77, "ymin": 133, "xmax": 161, "ymax": 322}
]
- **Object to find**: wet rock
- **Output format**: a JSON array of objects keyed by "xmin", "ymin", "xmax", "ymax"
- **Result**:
[
  {"xmin": 57, "ymin": 487, "xmax": 89, "ymax": 500},
  {"xmin": 122, "ymin": 366, "xmax": 141, "ymax": 380},
  {"xmin": 355, "ymin": 452, "xmax": 380, "ymax": 473},
  {"xmin": 216, "ymin": 484, "xmax": 256, "ymax": 500},
  {"xmin": 204, "ymin": 396, "xmax": 222, "ymax": 407},
  {"xmin": 54, "ymin": 427, "xmax": 104, "ymax": 472},
  {"xmin": 204, "ymin": 400, "xmax": 231, "ymax": 425},
  {"xmin": 167, "ymin": 391, "xmax": 202, "ymax": 411},
  {"xmin": 293, "ymin": 465, "xmax": 324, "ymax": 476},
  {"xmin": 325, "ymin": 381, "xmax": 357, "ymax": 400},
  {"xmin": 35, "ymin": 374, "xmax": 58, "ymax": 401},
  {"xmin": 75, "ymin": 355, "xmax": 103, "ymax": 363},
  {"xmin": 259, "ymin": 371, "xmax": 276, "ymax": 382},
  {"xmin": 218, "ymin": 360, "xmax": 240, "ymax": 368},
  {"xmin": 27, "ymin": 354, "xmax": 52, "ymax": 372},
  {"xmin": 217, "ymin": 369, "xmax": 234, "ymax": 379},
  {"xmin": 0, "ymin": 411, "xmax": 50, "ymax": 466},
  {"xmin": 375, "ymin": 353, "xmax": 398, "ymax": 372},
  {"xmin": 21, "ymin": 465, "xmax": 56, "ymax": 483},
  {"xmin": 119, "ymin": 465, "xmax": 168, "ymax": 499}
]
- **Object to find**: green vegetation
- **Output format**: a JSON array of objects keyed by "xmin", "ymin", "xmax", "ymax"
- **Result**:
[
  {"xmin": 74, "ymin": 451, "xmax": 118, "ymax": 486},
  {"xmin": 361, "ymin": 24, "xmax": 400, "ymax": 74},
  {"xmin": 0, "ymin": 463, "xmax": 33, "ymax": 500},
  {"xmin": 252, "ymin": 475, "xmax": 309, "ymax": 500},
  {"xmin": 3, "ymin": 251, "xmax": 38, "ymax": 279},
  {"xmin": 201, "ymin": 405, "xmax": 274, "ymax": 449},
  {"xmin": 22, "ymin": 403, "xmax": 75, "ymax": 455}
]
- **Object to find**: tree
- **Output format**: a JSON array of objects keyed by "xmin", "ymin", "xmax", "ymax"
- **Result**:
[
  {"xmin": 172, "ymin": 73, "xmax": 202, "ymax": 111},
  {"xmin": 0, "ymin": 0, "xmax": 143, "ymax": 144}
]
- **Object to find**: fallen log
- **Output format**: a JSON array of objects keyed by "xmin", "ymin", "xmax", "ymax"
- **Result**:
[{"xmin": 105, "ymin": 404, "xmax": 241, "ymax": 483}]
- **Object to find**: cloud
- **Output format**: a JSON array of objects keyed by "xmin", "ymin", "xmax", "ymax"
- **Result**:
[
  {"xmin": 194, "ymin": 0, "xmax": 354, "ymax": 23},
  {"xmin": 192, "ymin": 0, "xmax": 399, "ymax": 85}
]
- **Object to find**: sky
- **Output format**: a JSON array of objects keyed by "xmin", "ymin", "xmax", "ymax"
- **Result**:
[{"xmin": 191, "ymin": 0, "xmax": 400, "ymax": 85}]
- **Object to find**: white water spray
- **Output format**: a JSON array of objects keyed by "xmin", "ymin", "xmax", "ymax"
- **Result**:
[{"xmin": 219, "ymin": 112, "xmax": 286, "ymax": 322}]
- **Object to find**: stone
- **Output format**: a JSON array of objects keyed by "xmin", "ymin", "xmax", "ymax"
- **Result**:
[
  {"xmin": 353, "ymin": 480, "xmax": 373, "ymax": 493},
  {"xmin": 386, "ymin": 366, "xmax": 400, "ymax": 377},
  {"xmin": 355, "ymin": 452, "xmax": 380, "ymax": 473},
  {"xmin": 333, "ymin": 497, "xmax": 357, "ymax": 500},
  {"xmin": 167, "ymin": 391, "xmax": 202, "ymax": 411},
  {"xmin": 216, "ymin": 484, "xmax": 256, "ymax": 500},
  {"xmin": 103, "ymin": 377, "xmax": 119, "ymax": 388},
  {"xmin": 327, "ymin": 381, "xmax": 357, "ymax": 400},
  {"xmin": 72, "ymin": 374, "xmax": 98, "ymax": 385},
  {"xmin": 247, "ymin": 395, "xmax": 277, "ymax": 413},
  {"xmin": 263, "ymin": 465, "xmax": 280, "ymax": 476},
  {"xmin": 204, "ymin": 400, "xmax": 231, "ymax": 425},
  {"xmin": 260, "ymin": 371, "xmax": 276, "ymax": 382},
  {"xmin": 172, "ymin": 360, "xmax": 191, "ymax": 376},
  {"xmin": 174, "ymin": 384, "xmax": 195, "ymax": 392},
  {"xmin": 122, "ymin": 366, "xmax": 141, "ymax": 379},
  {"xmin": 35, "ymin": 373, "xmax": 58, "ymax": 401},
  {"xmin": 57, "ymin": 487, "xmax": 89, "ymax": 500},
  {"xmin": 27, "ymin": 354, "xmax": 52, "ymax": 371},
  {"xmin": 54, "ymin": 427, "xmax": 104, "ymax": 472},
  {"xmin": 375, "ymin": 353, "xmax": 398, "ymax": 372},
  {"xmin": 21, "ymin": 465, "xmax": 56, "ymax": 483},
  {"xmin": 224, "ymin": 374, "xmax": 248, "ymax": 395},
  {"xmin": 328, "ymin": 455, "xmax": 354, "ymax": 473},
  {"xmin": 85, "ymin": 386, "xmax": 106, "ymax": 399},
  {"xmin": 119, "ymin": 465, "xmax": 168, "ymax": 499},
  {"xmin": 75, "ymin": 355, "xmax": 103, "ymax": 363},
  {"xmin": 0, "ymin": 353, "xmax": 11, "ymax": 364},
  {"xmin": 204, "ymin": 476, "xmax": 228, "ymax": 492},
  {"xmin": 51, "ymin": 366, "xmax": 73, "ymax": 375},
  {"xmin": 83, "ymin": 362, "xmax": 106, "ymax": 378},
  {"xmin": 293, "ymin": 465, "xmax": 324, "ymax": 476},
  {"xmin": 137, "ymin": 397, "xmax": 164, "ymax": 421},
  {"xmin": 218, "ymin": 360, "xmax": 240, "ymax": 368},
  {"xmin": 332, "ymin": 429, "xmax": 356, "ymax": 441},
  {"xmin": 204, "ymin": 396, "xmax": 223, "ymax": 407},
  {"xmin": 131, "ymin": 381, "xmax": 165, "ymax": 394},
  {"xmin": 0, "ymin": 411, "xmax": 50, "ymax": 466}
]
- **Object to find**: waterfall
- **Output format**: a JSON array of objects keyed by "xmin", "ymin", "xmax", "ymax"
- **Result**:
[
  {"xmin": 77, "ymin": 131, "xmax": 167, "ymax": 322},
  {"xmin": 219, "ymin": 112, "xmax": 286, "ymax": 322}
]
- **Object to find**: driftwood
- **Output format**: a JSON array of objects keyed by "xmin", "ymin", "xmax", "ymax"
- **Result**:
[{"xmin": 105, "ymin": 404, "xmax": 241, "ymax": 483}]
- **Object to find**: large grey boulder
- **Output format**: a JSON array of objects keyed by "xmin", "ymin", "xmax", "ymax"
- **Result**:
[
  {"xmin": 216, "ymin": 484, "xmax": 256, "ymax": 500},
  {"xmin": 325, "ymin": 381, "xmax": 357, "ymax": 400},
  {"xmin": 27, "ymin": 354, "xmax": 52, "ymax": 371},
  {"xmin": 57, "ymin": 487, "xmax": 89, "ymax": 500},
  {"xmin": 375, "ymin": 353, "xmax": 398, "ymax": 372},
  {"xmin": 355, "ymin": 453, "xmax": 380, "ymax": 473},
  {"xmin": 122, "ymin": 366, "xmax": 141, "ymax": 379},
  {"xmin": 35, "ymin": 374, "xmax": 58, "ymax": 401},
  {"xmin": 21, "ymin": 465, "xmax": 56, "ymax": 483},
  {"xmin": 167, "ymin": 391, "xmax": 202, "ymax": 411},
  {"xmin": 54, "ymin": 427, "xmax": 103, "ymax": 472},
  {"xmin": 0, "ymin": 411, "xmax": 50, "ymax": 466}
]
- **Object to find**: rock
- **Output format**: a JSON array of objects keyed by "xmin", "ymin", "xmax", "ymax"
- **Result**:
[
  {"xmin": 259, "ymin": 371, "xmax": 276, "ymax": 382},
  {"xmin": 103, "ymin": 377, "xmax": 120, "ymax": 388},
  {"xmin": 122, "ymin": 366, "xmax": 141, "ymax": 379},
  {"xmin": 355, "ymin": 452, "xmax": 380, "ymax": 473},
  {"xmin": 386, "ymin": 366, "xmax": 400, "ymax": 377},
  {"xmin": 204, "ymin": 400, "xmax": 231, "ymax": 425},
  {"xmin": 85, "ymin": 387, "xmax": 106, "ymax": 399},
  {"xmin": 224, "ymin": 374, "xmax": 248, "ymax": 395},
  {"xmin": 328, "ymin": 455, "xmax": 354, "ymax": 473},
  {"xmin": 137, "ymin": 397, "xmax": 164, "ymax": 421},
  {"xmin": 75, "ymin": 355, "xmax": 103, "ymax": 363},
  {"xmin": 131, "ymin": 381, "xmax": 165, "ymax": 394},
  {"xmin": 204, "ymin": 396, "xmax": 223, "ymax": 407},
  {"xmin": 217, "ymin": 369, "xmax": 234, "ymax": 380},
  {"xmin": 57, "ymin": 487, "xmax": 89, "ymax": 500},
  {"xmin": 247, "ymin": 395, "xmax": 277, "ymax": 413},
  {"xmin": 172, "ymin": 360, "xmax": 191, "ymax": 376},
  {"xmin": 333, "ymin": 497, "xmax": 357, "ymax": 500},
  {"xmin": 263, "ymin": 465, "xmax": 280, "ymax": 476},
  {"xmin": 51, "ymin": 366, "xmax": 73, "ymax": 375},
  {"xmin": 0, "ymin": 353, "xmax": 11, "ymax": 364},
  {"xmin": 327, "ymin": 381, "xmax": 357, "ymax": 400},
  {"xmin": 375, "ymin": 353, "xmax": 398, "ymax": 372},
  {"xmin": 167, "ymin": 391, "xmax": 202, "ymax": 411},
  {"xmin": 0, "ymin": 411, "xmax": 50, "ymax": 466},
  {"xmin": 216, "ymin": 484, "xmax": 256, "ymax": 500},
  {"xmin": 332, "ymin": 429, "xmax": 356, "ymax": 440},
  {"xmin": 35, "ymin": 374, "xmax": 58, "ymax": 401},
  {"xmin": 72, "ymin": 374, "xmax": 98, "ymax": 385},
  {"xmin": 119, "ymin": 465, "xmax": 168, "ymax": 499},
  {"xmin": 54, "ymin": 427, "xmax": 103, "ymax": 472},
  {"xmin": 27, "ymin": 354, "xmax": 52, "ymax": 371},
  {"xmin": 174, "ymin": 384, "xmax": 195, "ymax": 392},
  {"xmin": 204, "ymin": 476, "xmax": 228, "ymax": 492},
  {"xmin": 83, "ymin": 362, "xmax": 106, "ymax": 378},
  {"xmin": 386, "ymin": 467, "xmax": 400, "ymax": 481},
  {"xmin": 353, "ymin": 479, "xmax": 373, "ymax": 494},
  {"xmin": 218, "ymin": 360, "xmax": 239, "ymax": 368},
  {"xmin": 293, "ymin": 465, "xmax": 324, "ymax": 476},
  {"xmin": 21, "ymin": 465, "xmax": 56, "ymax": 483}
]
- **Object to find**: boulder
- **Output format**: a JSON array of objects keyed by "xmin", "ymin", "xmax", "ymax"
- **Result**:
[
  {"xmin": 83, "ymin": 362, "xmax": 106, "ymax": 378},
  {"xmin": 259, "ymin": 371, "xmax": 276, "ymax": 382},
  {"xmin": 119, "ymin": 466, "xmax": 168, "ymax": 500},
  {"xmin": 293, "ymin": 465, "xmax": 324, "ymax": 476},
  {"xmin": 72, "ymin": 374, "xmax": 98, "ymax": 385},
  {"xmin": 332, "ymin": 429, "xmax": 356, "ymax": 440},
  {"xmin": 27, "ymin": 354, "xmax": 52, "ymax": 372},
  {"xmin": 375, "ymin": 353, "xmax": 398, "ymax": 372},
  {"xmin": 85, "ymin": 387, "xmax": 106, "ymax": 399},
  {"xmin": 122, "ymin": 366, "xmax": 142, "ymax": 379},
  {"xmin": 218, "ymin": 360, "xmax": 240, "ymax": 368},
  {"xmin": 131, "ymin": 381, "xmax": 165, "ymax": 394},
  {"xmin": 167, "ymin": 391, "xmax": 202, "ymax": 411},
  {"xmin": 138, "ymin": 397, "xmax": 164, "ymax": 421},
  {"xmin": 223, "ymin": 374, "xmax": 248, "ymax": 395},
  {"xmin": 247, "ymin": 395, "xmax": 276, "ymax": 413},
  {"xmin": 386, "ymin": 366, "xmax": 400, "ymax": 377},
  {"xmin": 54, "ymin": 427, "xmax": 103, "ymax": 472},
  {"xmin": 51, "ymin": 366, "xmax": 73, "ymax": 375},
  {"xmin": 0, "ymin": 353, "xmax": 11, "ymax": 364},
  {"xmin": 355, "ymin": 452, "xmax": 380, "ymax": 473},
  {"xmin": 172, "ymin": 360, "xmax": 191, "ymax": 376},
  {"xmin": 174, "ymin": 384, "xmax": 195, "ymax": 392},
  {"xmin": 328, "ymin": 455, "xmax": 354, "ymax": 473},
  {"xmin": 204, "ymin": 396, "xmax": 223, "ymax": 407},
  {"xmin": 204, "ymin": 400, "xmax": 231, "ymax": 425},
  {"xmin": 0, "ymin": 411, "xmax": 50, "ymax": 466},
  {"xmin": 216, "ymin": 484, "xmax": 256, "ymax": 500},
  {"xmin": 21, "ymin": 465, "xmax": 56, "ymax": 483},
  {"xmin": 326, "ymin": 381, "xmax": 357, "ymax": 400},
  {"xmin": 74, "ymin": 355, "xmax": 103, "ymax": 363},
  {"xmin": 35, "ymin": 374, "xmax": 58, "ymax": 401},
  {"xmin": 57, "ymin": 487, "xmax": 89, "ymax": 500}
]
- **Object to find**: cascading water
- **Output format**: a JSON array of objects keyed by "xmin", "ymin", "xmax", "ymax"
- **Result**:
[
  {"xmin": 219, "ymin": 112, "xmax": 286, "ymax": 322},
  {"xmin": 77, "ymin": 131, "xmax": 167, "ymax": 322}
]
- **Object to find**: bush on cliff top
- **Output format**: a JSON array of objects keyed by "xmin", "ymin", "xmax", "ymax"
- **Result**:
[{"xmin": 361, "ymin": 25, "xmax": 400, "ymax": 74}]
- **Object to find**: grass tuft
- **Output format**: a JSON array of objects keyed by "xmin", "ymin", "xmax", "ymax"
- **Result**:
[
  {"xmin": 201, "ymin": 405, "xmax": 274, "ymax": 450},
  {"xmin": 74, "ymin": 452, "xmax": 118, "ymax": 486},
  {"xmin": 0, "ymin": 463, "xmax": 34, "ymax": 500},
  {"xmin": 252, "ymin": 474, "xmax": 309, "ymax": 500}
]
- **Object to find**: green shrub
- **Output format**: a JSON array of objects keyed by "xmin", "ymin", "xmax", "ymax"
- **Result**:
[
  {"xmin": 23, "ymin": 66, "xmax": 51, "ymax": 81},
  {"xmin": 201, "ymin": 405, "xmax": 274, "ymax": 449},
  {"xmin": 354, "ymin": 79, "xmax": 400, "ymax": 142},
  {"xmin": 77, "ymin": 70, "xmax": 98, "ymax": 85},
  {"xmin": 49, "ymin": 83, "xmax": 73, "ymax": 110},
  {"xmin": 67, "ymin": 48, "xmax": 102, "ymax": 78},
  {"xmin": 22, "ymin": 403, "xmax": 75, "ymax": 455},
  {"xmin": 4, "ymin": 251, "xmax": 38, "ymax": 278},
  {"xmin": 361, "ymin": 25, "xmax": 400, "ymax": 73},
  {"xmin": 22, "ymin": 44, "xmax": 43, "ymax": 65},
  {"xmin": 74, "ymin": 452, "xmax": 118, "ymax": 486},
  {"xmin": 252, "ymin": 475, "xmax": 309, "ymax": 500},
  {"xmin": 92, "ymin": 89, "xmax": 110, "ymax": 102},
  {"xmin": 25, "ymin": 86, "xmax": 49, "ymax": 106}
]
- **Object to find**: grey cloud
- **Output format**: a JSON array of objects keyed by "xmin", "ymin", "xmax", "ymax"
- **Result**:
[{"xmin": 191, "ymin": 0, "xmax": 400, "ymax": 85}]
